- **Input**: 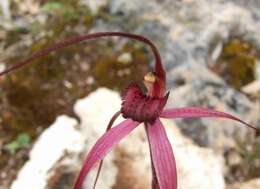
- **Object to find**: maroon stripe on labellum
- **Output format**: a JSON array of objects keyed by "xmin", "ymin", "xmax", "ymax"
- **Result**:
[{"xmin": 121, "ymin": 84, "xmax": 169, "ymax": 123}]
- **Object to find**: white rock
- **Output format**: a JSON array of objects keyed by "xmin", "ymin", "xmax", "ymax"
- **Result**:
[
  {"xmin": 242, "ymin": 80, "xmax": 260, "ymax": 96},
  {"xmin": 0, "ymin": 63, "xmax": 5, "ymax": 73},
  {"xmin": 11, "ymin": 116, "xmax": 84, "ymax": 189},
  {"xmin": 74, "ymin": 88, "xmax": 122, "ymax": 189},
  {"xmin": 0, "ymin": 0, "xmax": 11, "ymax": 19},
  {"xmin": 74, "ymin": 88, "xmax": 122, "ymax": 144},
  {"xmin": 92, "ymin": 0, "xmax": 260, "ymax": 72},
  {"xmin": 163, "ymin": 119, "xmax": 225, "ymax": 189},
  {"xmin": 117, "ymin": 52, "xmax": 133, "ymax": 64},
  {"xmin": 166, "ymin": 65, "xmax": 258, "ymax": 151},
  {"xmin": 227, "ymin": 178, "xmax": 260, "ymax": 189},
  {"xmin": 83, "ymin": 0, "xmax": 108, "ymax": 15}
]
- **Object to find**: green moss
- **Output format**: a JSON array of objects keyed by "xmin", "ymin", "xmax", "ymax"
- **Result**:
[
  {"xmin": 1, "ymin": 39, "xmax": 149, "ymax": 138},
  {"xmin": 212, "ymin": 39, "xmax": 259, "ymax": 89},
  {"xmin": 94, "ymin": 42, "xmax": 148, "ymax": 90}
]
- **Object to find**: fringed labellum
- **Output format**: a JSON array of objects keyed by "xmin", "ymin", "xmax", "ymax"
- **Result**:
[{"xmin": 121, "ymin": 83, "xmax": 169, "ymax": 124}]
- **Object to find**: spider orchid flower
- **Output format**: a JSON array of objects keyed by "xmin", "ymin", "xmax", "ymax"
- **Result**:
[{"xmin": 0, "ymin": 32, "xmax": 258, "ymax": 189}]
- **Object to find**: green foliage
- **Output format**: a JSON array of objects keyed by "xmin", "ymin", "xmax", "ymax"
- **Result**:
[
  {"xmin": 5, "ymin": 133, "xmax": 31, "ymax": 154},
  {"xmin": 212, "ymin": 39, "xmax": 259, "ymax": 89},
  {"xmin": 41, "ymin": 2, "xmax": 64, "ymax": 11},
  {"xmin": 41, "ymin": 1, "xmax": 85, "ymax": 22}
]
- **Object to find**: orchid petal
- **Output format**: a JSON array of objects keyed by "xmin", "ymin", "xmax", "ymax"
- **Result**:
[
  {"xmin": 92, "ymin": 111, "xmax": 121, "ymax": 189},
  {"xmin": 145, "ymin": 124, "xmax": 160, "ymax": 189},
  {"xmin": 161, "ymin": 107, "xmax": 258, "ymax": 131},
  {"xmin": 146, "ymin": 119, "xmax": 177, "ymax": 189},
  {"xmin": 74, "ymin": 119, "xmax": 139, "ymax": 189},
  {"xmin": 151, "ymin": 163, "xmax": 160, "ymax": 189}
]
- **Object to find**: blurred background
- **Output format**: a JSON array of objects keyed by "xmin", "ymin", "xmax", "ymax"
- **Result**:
[{"xmin": 0, "ymin": 0, "xmax": 259, "ymax": 189}]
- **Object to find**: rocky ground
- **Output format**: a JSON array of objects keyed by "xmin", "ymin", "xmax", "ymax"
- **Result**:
[{"xmin": 0, "ymin": 0, "xmax": 260, "ymax": 189}]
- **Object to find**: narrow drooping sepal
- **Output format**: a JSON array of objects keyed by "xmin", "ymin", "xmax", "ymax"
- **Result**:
[
  {"xmin": 92, "ymin": 111, "xmax": 121, "ymax": 189},
  {"xmin": 74, "ymin": 119, "xmax": 139, "ymax": 189},
  {"xmin": 0, "ymin": 32, "xmax": 164, "ymax": 79},
  {"xmin": 151, "ymin": 163, "xmax": 160, "ymax": 189},
  {"xmin": 146, "ymin": 119, "xmax": 177, "ymax": 189},
  {"xmin": 121, "ymin": 84, "xmax": 169, "ymax": 123},
  {"xmin": 145, "ymin": 125, "xmax": 161, "ymax": 189},
  {"xmin": 161, "ymin": 107, "xmax": 259, "ymax": 131}
]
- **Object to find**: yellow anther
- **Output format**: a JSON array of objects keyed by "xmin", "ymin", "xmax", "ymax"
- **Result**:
[{"xmin": 144, "ymin": 72, "xmax": 156, "ymax": 83}]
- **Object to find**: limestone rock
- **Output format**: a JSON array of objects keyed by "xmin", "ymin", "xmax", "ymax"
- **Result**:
[
  {"xmin": 83, "ymin": 0, "xmax": 107, "ymax": 15},
  {"xmin": 11, "ymin": 116, "xmax": 84, "ymax": 189},
  {"xmin": 166, "ymin": 65, "xmax": 259, "ymax": 151},
  {"xmin": 90, "ymin": 0, "xmax": 260, "ymax": 71},
  {"xmin": 227, "ymin": 178, "xmax": 260, "ymax": 189},
  {"xmin": 0, "ymin": 0, "xmax": 11, "ymax": 19},
  {"xmin": 73, "ymin": 88, "xmax": 121, "ymax": 189},
  {"xmin": 242, "ymin": 79, "xmax": 260, "ymax": 96},
  {"xmin": 164, "ymin": 119, "xmax": 225, "ymax": 189}
]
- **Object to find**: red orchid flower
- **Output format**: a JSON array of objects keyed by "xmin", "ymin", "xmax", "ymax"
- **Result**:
[{"xmin": 0, "ymin": 32, "xmax": 258, "ymax": 189}]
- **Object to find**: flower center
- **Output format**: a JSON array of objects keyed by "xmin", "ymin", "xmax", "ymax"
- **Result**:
[{"xmin": 121, "ymin": 83, "xmax": 169, "ymax": 123}]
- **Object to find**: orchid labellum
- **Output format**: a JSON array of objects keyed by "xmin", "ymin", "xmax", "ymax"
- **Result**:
[{"xmin": 0, "ymin": 32, "xmax": 258, "ymax": 189}]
